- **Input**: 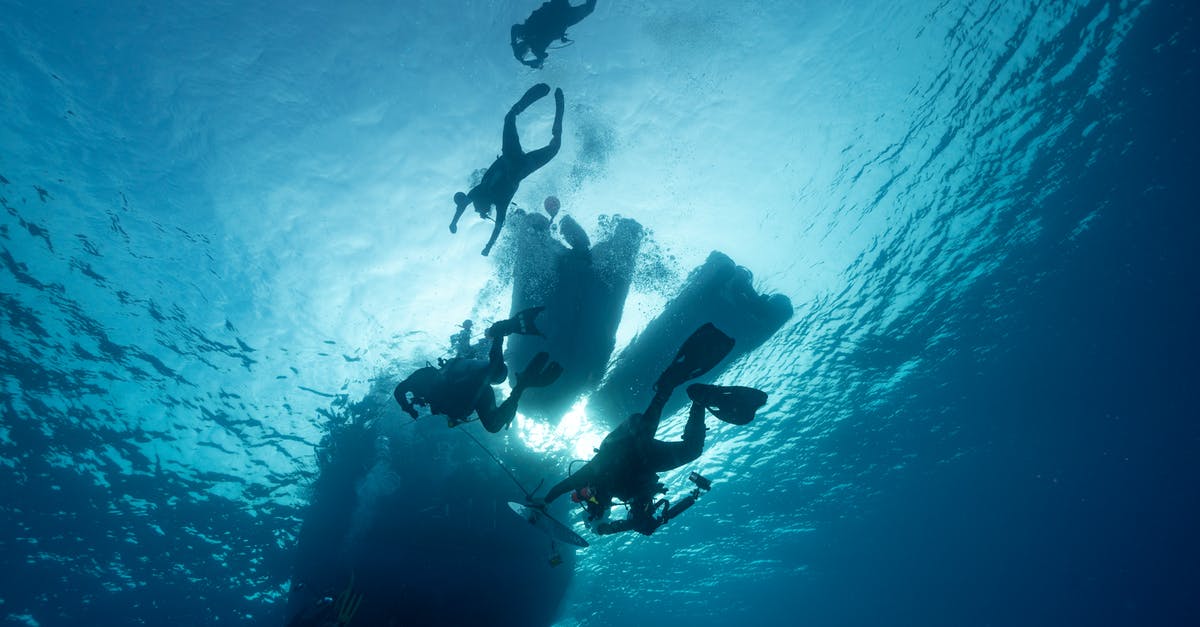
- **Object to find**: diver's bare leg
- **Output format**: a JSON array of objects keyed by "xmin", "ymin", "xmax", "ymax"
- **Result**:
[
  {"xmin": 503, "ymin": 84, "xmax": 551, "ymax": 157},
  {"xmin": 520, "ymin": 88, "xmax": 564, "ymax": 176}
]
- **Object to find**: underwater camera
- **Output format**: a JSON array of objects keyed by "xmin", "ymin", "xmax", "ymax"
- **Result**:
[{"xmin": 659, "ymin": 472, "xmax": 713, "ymax": 527}]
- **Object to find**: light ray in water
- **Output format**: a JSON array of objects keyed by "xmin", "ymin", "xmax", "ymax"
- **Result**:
[{"xmin": 515, "ymin": 397, "xmax": 605, "ymax": 461}]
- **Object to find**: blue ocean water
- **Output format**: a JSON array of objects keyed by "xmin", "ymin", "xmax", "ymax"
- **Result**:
[{"xmin": 2, "ymin": 0, "xmax": 1197, "ymax": 625}]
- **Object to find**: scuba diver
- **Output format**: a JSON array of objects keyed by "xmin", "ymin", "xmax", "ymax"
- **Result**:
[
  {"xmin": 530, "ymin": 323, "xmax": 767, "ymax": 535},
  {"xmin": 510, "ymin": 0, "xmax": 598, "ymax": 69},
  {"xmin": 448, "ymin": 319, "xmax": 487, "ymax": 361},
  {"xmin": 451, "ymin": 83, "xmax": 565, "ymax": 256},
  {"xmin": 393, "ymin": 307, "xmax": 563, "ymax": 432}
]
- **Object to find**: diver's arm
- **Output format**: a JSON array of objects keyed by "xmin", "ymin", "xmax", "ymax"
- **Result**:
[
  {"xmin": 544, "ymin": 462, "xmax": 598, "ymax": 504},
  {"xmin": 543, "ymin": 473, "xmax": 581, "ymax": 504},
  {"xmin": 392, "ymin": 382, "xmax": 418, "ymax": 419}
]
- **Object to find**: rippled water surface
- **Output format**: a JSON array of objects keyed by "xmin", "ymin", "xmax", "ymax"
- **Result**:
[{"xmin": 2, "ymin": 1, "xmax": 1197, "ymax": 625}]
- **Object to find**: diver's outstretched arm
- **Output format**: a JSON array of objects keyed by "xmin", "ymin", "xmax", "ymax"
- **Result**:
[{"xmin": 544, "ymin": 461, "xmax": 599, "ymax": 504}]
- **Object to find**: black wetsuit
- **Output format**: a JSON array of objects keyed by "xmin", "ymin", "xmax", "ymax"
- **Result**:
[
  {"xmin": 511, "ymin": 0, "xmax": 598, "ymax": 68},
  {"xmin": 451, "ymin": 84, "xmax": 564, "ymax": 256},
  {"xmin": 393, "ymin": 330, "xmax": 515, "ymax": 432},
  {"xmin": 544, "ymin": 387, "xmax": 707, "ymax": 534}
]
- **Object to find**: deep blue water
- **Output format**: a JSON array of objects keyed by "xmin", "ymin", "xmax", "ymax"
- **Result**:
[{"xmin": 2, "ymin": 0, "xmax": 1198, "ymax": 625}]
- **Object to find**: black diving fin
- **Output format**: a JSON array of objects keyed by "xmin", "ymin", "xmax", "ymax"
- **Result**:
[
  {"xmin": 488, "ymin": 306, "xmax": 546, "ymax": 338},
  {"xmin": 686, "ymin": 384, "xmax": 767, "ymax": 426},
  {"xmin": 655, "ymin": 323, "xmax": 735, "ymax": 391},
  {"xmin": 518, "ymin": 351, "xmax": 564, "ymax": 388}
]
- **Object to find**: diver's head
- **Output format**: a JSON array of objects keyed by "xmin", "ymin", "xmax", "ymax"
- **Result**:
[{"xmin": 460, "ymin": 319, "xmax": 473, "ymax": 329}]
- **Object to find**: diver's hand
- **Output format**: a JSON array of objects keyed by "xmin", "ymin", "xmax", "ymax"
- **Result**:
[{"xmin": 396, "ymin": 391, "xmax": 419, "ymax": 420}]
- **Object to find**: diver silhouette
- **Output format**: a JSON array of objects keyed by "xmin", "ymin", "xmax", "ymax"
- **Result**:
[
  {"xmin": 511, "ymin": 0, "xmax": 598, "ymax": 69},
  {"xmin": 530, "ymin": 323, "xmax": 768, "ymax": 536},
  {"xmin": 448, "ymin": 319, "xmax": 487, "ymax": 361},
  {"xmin": 393, "ymin": 307, "xmax": 563, "ymax": 432},
  {"xmin": 451, "ymin": 83, "xmax": 565, "ymax": 256}
]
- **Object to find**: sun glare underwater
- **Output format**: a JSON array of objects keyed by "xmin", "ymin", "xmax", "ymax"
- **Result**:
[{"xmin": 2, "ymin": 1, "xmax": 1198, "ymax": 626}]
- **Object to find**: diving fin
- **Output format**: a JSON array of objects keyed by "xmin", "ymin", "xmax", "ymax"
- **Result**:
[
  {"xmin": 655, "ymin": 323, "xmax": 735, "ymax": 391},
  {"xmin": 488, "ymin": 306, "xmax": 546, "ymax": 338},
  {"xmin": 513, "ymin": 83, "xmax": 551, "ymax": 113},
  {"xmin": 517, "ymin": 351, "xmax": 563, "ymax": 388},
  {"xmin": 537, "ymin": 362, "xmax": 564, "ymax": 388},
  {"xmin": 686, "ymin": 384, "xmax": 767, "ymax": 426}
]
